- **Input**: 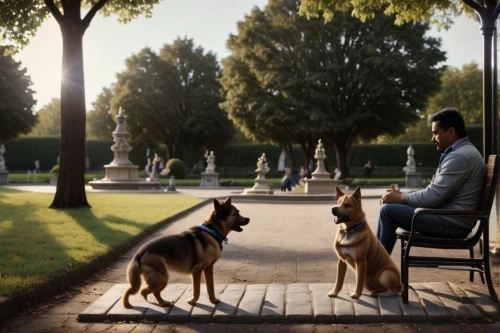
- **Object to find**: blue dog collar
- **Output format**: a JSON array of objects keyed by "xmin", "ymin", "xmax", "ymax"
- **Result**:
[
  {"xmin": 196, "ymin": 224, "xmax": 228, "ymax": 245},
  {"xmin": 345, "ymin": 221, "xmax": 366, "ymax": 233}
]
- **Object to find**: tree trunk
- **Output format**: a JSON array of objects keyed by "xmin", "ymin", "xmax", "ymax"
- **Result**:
[
  {"xmin": 283, "ymin": 143, "xmax": 295, "ymax": 172},
  {"xmin": 333, "ymin": 141, "xmax": 350, "ymax": 179},
  {"xmin": 50, "ymin": 21, "xmax": 90, "ymax": 208}
]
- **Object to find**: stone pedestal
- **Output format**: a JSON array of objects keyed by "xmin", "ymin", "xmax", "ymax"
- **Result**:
[
  {"xmin": 303, "ymin": 139, "xmax": 337, "ymax": 194},
  {"xmin": 243, "ymin": 178, "xmax": 274, "ymax": 194},
  {"xmin": 304, "ymin": 178, "xmax": 337, "ymax": 194},
  {"xmin": 200, "ymin": 172, "xmax": 220, "ymax": 187},
  {"xmin": 89, "ymin": 108, "xmax": 161, "ymax": 191},
  {"xmin": 405, "ymin": 172, "xmax": 422, "ymax": 188},
  {"xmin": 243, "ymin": 153, "xmax": 274, "ymax": 195},
  {"xmin": 0, "ymin": 170, "xmax": 8, "ymax": 185}
]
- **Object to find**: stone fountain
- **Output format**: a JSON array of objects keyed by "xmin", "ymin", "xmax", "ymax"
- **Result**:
[
  {"xmin": 89, "ymin": 108, "xmax": 161, "ymax": 190},
  {"xmin": 303, "ymin": 139, "xmax": 337, "ymax": 194},
  {"xmin": 242, "ymin": 153, "xmax": 274, "ymax": 195}
]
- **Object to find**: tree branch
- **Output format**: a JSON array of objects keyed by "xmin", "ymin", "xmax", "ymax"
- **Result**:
[
  {"xmin": 44, "ymin": 0, "xmax": 64, "ymax": 24},
  {"xmin": 462, "ymin": 0, "xmax": 484, "ymax": 13},
  {"xmin": 82, "ymin": 0, "xmax": 110, "ymax": 29}
]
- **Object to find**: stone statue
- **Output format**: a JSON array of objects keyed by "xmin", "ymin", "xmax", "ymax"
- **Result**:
[
  {"xmin": 314, "ymin": 139, "xmax": 326, "ymax": 160},
  {"xmin": 34, "ymin": 160, "xmax": 40, "ymax": 173},
  {"xmin": 149, "ymin": 153, "xmax": 159, "ymax": 181},
  {"xmin": 257, "ymin": 153, "xmax": 270, "ymax": 173},
  {"xmin": 0, "ymin": 145, "xmax": 5, "ymax": 171},
  {"xmin": 404, "ymin": 145, "xmax": 416, "ymax": 174},
  {"xmin": 204, "ymin": 150, "xmax": 216, "ymax": 173}
]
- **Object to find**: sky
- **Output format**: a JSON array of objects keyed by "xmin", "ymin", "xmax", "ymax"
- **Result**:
[{"xmin": 13, "ymin": 0, "xmax": 484, "ymax": 111}]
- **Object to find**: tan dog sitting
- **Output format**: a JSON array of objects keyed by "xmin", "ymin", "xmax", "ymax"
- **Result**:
[{"xmin": 328, "ymin": 186, "xmax": 403, "ymax": 299}]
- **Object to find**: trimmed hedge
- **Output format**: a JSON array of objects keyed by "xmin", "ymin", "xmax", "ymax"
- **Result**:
[{"xmin": 2, "ymin": 124, "xmax": 483, "ymax": 172}]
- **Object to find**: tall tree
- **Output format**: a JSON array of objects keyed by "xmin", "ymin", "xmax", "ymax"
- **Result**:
[
  {"xmin": 375, "ymin": 62, "xmax": 484, "ymax": 143},
  {"xmin": 87, "ymin": 87, "xmax": 116, "ymax": 139},
  {"xmin": 30, "ymin": 98, "xmax": 61, "ymax": 136},
  {"xmin": 220, "ymin": 0, "xmax": 445, "ymax": 177},
  {"xmin": 0, "ymin": 0, "xmax": 162, "ymax": 208},
  {"xmin": 427, "ymin": 62, "xmax": 483, "ymax": 124},
  {"xmin": 113, "ymin": 38, "xmax": 234, "ymax": 159},
  {"xmin": 0, "ymin": 47, "xmax": 37, "ymax": 141}
]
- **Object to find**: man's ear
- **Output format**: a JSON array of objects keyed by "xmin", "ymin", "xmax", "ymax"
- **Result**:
[
  {"xmin": 335, "ymin": 186, "xmax": 344, "ymax": 199},
  {"xmin": 352, "ymin": 186, "xmax": 361, "ymax": 203}
]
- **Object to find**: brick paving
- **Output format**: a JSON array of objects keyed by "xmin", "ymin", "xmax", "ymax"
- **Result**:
[{"xmin": 0, "ymin": 185, "xmax": 500, "ymax": 331}]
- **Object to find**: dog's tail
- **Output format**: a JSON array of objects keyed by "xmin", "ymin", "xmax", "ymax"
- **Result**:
[{"xmin": 122, "ymin": 255, "xmax": 142, "ymax": 308}]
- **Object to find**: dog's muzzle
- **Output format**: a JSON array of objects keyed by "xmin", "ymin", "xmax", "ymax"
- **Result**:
[
  {"xmin": 331, "ymin": 207, "xmax": 349, "ymax": 224},
  {"xmin": 233, "ymin": 217, "xmax": 250, "ymax": 232}
]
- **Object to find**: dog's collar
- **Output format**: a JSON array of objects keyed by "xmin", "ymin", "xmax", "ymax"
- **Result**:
[
  {"xmin": 196, "ymin": 224, "xmax": 228, "ymax": 247},
  {"xmin": 341, "ymin": 221, "xmax": 366, "ymax": 233}
]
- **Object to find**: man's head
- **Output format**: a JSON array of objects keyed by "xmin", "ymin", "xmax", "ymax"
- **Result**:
[{"xmin": 428, "ymin": 107, "xmax": 467, "ymax": 152}]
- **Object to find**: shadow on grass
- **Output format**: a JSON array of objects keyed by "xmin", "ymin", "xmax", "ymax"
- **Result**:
[
  {"xmin": 0, "ymin": 199, "xmax": 74, "ymax": 297},
  {"xmin": 62, "ymin": 209, "xmax": 153, "ymax": 249}
]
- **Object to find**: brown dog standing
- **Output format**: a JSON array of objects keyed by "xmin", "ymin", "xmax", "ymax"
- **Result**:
[
  {"xmin": 328, "ymin": 187, "xmax": 402, "ymax": 299},
  {"xmin": 122, "ymin": 197, "xmax": 250, "ymax": 308}
]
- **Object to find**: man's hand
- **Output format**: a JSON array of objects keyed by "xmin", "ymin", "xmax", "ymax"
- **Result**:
[{"xmin": 381, "ymin": 190, "xmax": 403, "ymax": 204}]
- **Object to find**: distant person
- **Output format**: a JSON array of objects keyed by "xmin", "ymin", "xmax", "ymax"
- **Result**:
[
  {"xmin": 281, "ymin": 168, "xmax": 298, "ymax": 192},
  {"xmin": 363, "ymin": 160, "xmax": 372, "ymax": 178}
]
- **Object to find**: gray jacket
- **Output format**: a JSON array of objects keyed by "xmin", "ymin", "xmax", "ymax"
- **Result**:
[{"xmin": 406, "ymin": 137, "xmax": 486, "ymax": 229}]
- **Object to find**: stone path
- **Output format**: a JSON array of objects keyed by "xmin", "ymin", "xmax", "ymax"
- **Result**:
[
  {"xmin": 79, "ymin": 282, "xmax": 500, "ymax": 324},
  {"xmin": 2, "ymin": 185, "xmax": 500, "ymax": 331}
]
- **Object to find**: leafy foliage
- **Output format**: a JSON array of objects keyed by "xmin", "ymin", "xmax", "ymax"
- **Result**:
[
  {"xmin": 29, "ymin": 98, "xmax": 61, "ymax": 137},
  {"xmin": 0, "ymin": 1, "xmax": 161, "ymax": 48},
  {"xmin": 220, "ymin": 0, "xmax": 445, "ymax": 177},
  {"xmin": 112, "ymin": 38, "xmax": 234, "ymax": 159},
  {"xmin": 299, "ymin": 0, "xmax": 469, "ymax": 27},
  {"xmin": 87, "ymin": 87, "xmax": 117, "ymax": 139},
  {"xmin": 0, "ymin": 47, "xmax": 37, "ymax": 141},
  {"xmin": 166, "ymin": 158, "xmax": 187, "ymax": 179}
]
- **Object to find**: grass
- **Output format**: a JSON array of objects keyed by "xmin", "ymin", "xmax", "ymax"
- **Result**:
[{"xmin": 0, "ymin": 187, "xmax": 201, "ymax": 297}]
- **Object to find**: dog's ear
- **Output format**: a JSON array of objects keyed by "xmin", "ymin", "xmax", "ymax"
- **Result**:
[
  {"xmin": 352, "ymin": 186, "xmax": 361, "ymax": 202},
  {"xmin": 213, "ymin": 198, "xmax": 223, "ymax": 214},
  {"xmin": 335, "ymin": 186, "xmax": 344, "ymax": 199},
  {"xmin": 223, "ymin": 197, "xmax": 232, "ymax": 207}
]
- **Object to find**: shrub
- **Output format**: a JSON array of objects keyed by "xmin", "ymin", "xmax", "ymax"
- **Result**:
[
  {"xmin": 166, "ymin": 158, "xmax": 187, "ymax": 179},
  {"xmin": 50, "ymin": 164, "xmax": 59, "ymax": 175}
]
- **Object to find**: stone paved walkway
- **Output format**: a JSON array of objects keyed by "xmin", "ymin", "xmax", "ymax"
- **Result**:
[
  {"xmin": 79, "ymin": 282, "xmax": 500, "ymax": 324},
  {"xmin": 1, "ymin": 185, "xmax": 500, "ymax": 331}
]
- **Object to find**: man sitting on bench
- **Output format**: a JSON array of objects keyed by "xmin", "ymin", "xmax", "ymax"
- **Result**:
[{"xmin": 376, "ymin": 107, "xmax": 486, "ymax": 255}]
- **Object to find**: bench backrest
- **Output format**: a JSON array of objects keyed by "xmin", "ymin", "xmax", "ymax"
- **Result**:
[{"xmin": 480, "ymin": 155, "xmax": 498, "ymax": 216}]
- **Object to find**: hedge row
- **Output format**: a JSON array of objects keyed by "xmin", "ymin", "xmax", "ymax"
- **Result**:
[{"xmin": 2, "ymin": 124, "xmax": 483, "ymax": 172}]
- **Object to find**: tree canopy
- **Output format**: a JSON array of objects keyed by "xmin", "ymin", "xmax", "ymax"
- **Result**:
[
  {"xmin": 220, "ymin": 0, "xmax": 446, "ymax": 177},
  {"xmin": 112, "ymin": 38, "xmax": 234, "ymax": 160},
  {"xmin": 0, "ymin": 47, "xmax": 37, "ymax": 142},
  {"xmin": 299, "ymin": 0, "xmax": 470, "ymax": 27},
  {"xmin": 0, "ymin": 0, "xmax": 165, "ymax": 208},
  {"xmin": 29, "ymin": 98, "xmax": 61, "ymax": 137},
  {"xmin": 87, "ymin": 87, "xmax": 117, "ymax": 139}
]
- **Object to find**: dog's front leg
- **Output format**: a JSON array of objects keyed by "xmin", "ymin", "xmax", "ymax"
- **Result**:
[
  {"xmin": 187, "ymin": 269, "xmax": 202, "ymax": 305},
  {"xmin": 204, "ymin": 264, "xmax": 220, "ymax": 304},
  {"xmin": 352, "ymin": 260, "xmax": 367, "ymax": 299},
  {"xmin": 328, "ymin": 259, "xmax": 347, "ymax": 298}
]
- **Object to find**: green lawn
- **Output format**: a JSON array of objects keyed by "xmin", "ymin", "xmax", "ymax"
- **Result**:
[{"xmin": 0, "ymin": 187, "xmax": 201, "ymax": 297}]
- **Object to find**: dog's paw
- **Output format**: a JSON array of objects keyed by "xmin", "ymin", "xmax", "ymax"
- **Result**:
[
  {"xmin": 187, "ymin": 297, "xmax": 198, "ymax": 305},
  {"xmin": 350, "ymin": 292, "xmax": 361, "ymax": 299},
  {"xmin": 158, "ymin": 300, "xmax": 173, "ymax": 307},
  {"xmin": 209, "ymin": 297, "xmax": 220, "ymax": 304},
  {"xmin": 327, "ymin": 290, "xmax": 338, "ymax": 298}
]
